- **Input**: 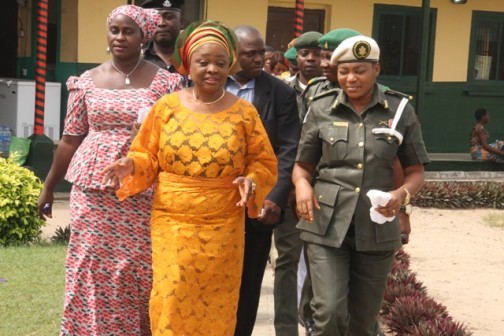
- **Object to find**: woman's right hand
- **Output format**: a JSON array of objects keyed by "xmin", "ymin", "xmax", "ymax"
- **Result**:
[
  {"xmin": 37, "ymin": 188, "xmax": 54, "ymax": 220},
  {"xmin": 295, "ymin": 179, "xmax": 320, "ymax": 223},
  {"xmin": 101, "ymin": 157, "xmax": 134, "ymax": 188}
]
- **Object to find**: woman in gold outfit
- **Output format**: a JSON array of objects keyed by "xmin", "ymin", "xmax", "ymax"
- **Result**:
[{"xmin": 102, "ymin": 20, "xmax": 278, "ymax": 335}]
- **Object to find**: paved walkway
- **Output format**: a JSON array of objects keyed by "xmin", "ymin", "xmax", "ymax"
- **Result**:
[
  {"xmin": 46, "ymin": 170, "xmax": 503, "ymax": 335},
  {"xmin": 44, "ymin": 195, "xmax": 303, "ymax": 335}
]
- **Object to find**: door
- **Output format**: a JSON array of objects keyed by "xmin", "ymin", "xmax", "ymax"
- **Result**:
[
  {"xmin": 0, "ymin": 1, "xmax": 18, "ymax": 77},
  {"xmin": 266, "ymin": 6, "xmax": 325, "ymax": 52}
]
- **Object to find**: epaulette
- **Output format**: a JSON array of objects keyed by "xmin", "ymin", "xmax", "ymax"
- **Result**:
[
  {"xmin": 384, "ymin": 88, "xmax": 413, "ymax": 101},
  {"xmin": 307, "ymin": 88, "xmax": 340, "ymax": 110},
  {"xmin": 300, "ymin": 76, "xmax": 327, "ymax": 99},
  {"xmin": 312, "ymin": 87, "xmax": 339, "ymax": 102}
]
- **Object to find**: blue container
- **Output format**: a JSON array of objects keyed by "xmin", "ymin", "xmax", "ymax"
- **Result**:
[{"xmin": 0, "ymin": 126, "xmax": 11, "ymax": 159}]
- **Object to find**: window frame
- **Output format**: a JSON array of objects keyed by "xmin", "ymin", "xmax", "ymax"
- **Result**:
[
  {"xmin": 467, "ymin": 11, "xmax": 504, "ymax": 89},
  {"xmin": 372, "ymin": 4, "xmax": 437, "ymax": 89}
]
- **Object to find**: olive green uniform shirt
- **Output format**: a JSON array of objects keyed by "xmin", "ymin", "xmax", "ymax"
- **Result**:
[
  {"xmin": 296, "ymin": 85, "xmax": 430, "ymax": 251},
  {"xmin": 284, "ymin": 74, "xmax": 307, "ymax": 120},
  {"xmin": 300, "ymin": 77, "xmax": 335, "ymax": 122}
]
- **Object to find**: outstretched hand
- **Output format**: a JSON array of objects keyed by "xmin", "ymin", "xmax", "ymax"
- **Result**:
[
  {"xmin": 101, "ymin": 157, "xmax": 134, "ymax": 188},
  {"xmin": 233, "ymin": 176, "xmax": 255, "ymax": 207}
]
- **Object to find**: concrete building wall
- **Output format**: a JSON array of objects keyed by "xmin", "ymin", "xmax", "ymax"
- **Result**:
[
  {"xmin": 60, "ymin": 0, "xmax": 78, "ymax": 63},
  {"xmin": 206, "ymin": 0, "xmax": 270, "ymax": 35},
  {"xmin": 77, "ymin": 0, "xmax": 126, "ymax": 63}
]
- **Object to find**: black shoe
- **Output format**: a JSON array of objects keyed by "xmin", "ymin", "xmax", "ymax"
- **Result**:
[{"xmin": 304, "ymin": 319, "xmax": 315, "ymax": 336}]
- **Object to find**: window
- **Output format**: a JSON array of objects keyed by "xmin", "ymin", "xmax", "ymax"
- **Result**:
[
  {"xmin": 470, "ymin": 12, "xmax": 504, "ymax": 81},
  {"xmin": 372, "ymin": 4, "xmax": 436, "ymax": 79},
  {"xmin": 266, "ymin": 7, "xmax": 325, "ymax": 51}
]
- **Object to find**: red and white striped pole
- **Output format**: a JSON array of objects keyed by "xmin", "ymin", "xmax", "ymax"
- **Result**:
[
  {"xmin": 294, "ymin": 0, "xmax": 305, "ymax": 37},
  {"xmin": 34, "ymin": 0, "xmax": 49, "ymax": 135}
]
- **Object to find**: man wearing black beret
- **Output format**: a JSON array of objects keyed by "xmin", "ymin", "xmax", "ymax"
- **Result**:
[{"xmin": 141, "ymin": 0, "xmax": 184, "ymax": 72}]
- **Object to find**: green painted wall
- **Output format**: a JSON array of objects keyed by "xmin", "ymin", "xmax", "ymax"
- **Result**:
[{"xmin": 380, "ymin": 80, "xmax": 504, "ymax": 153}]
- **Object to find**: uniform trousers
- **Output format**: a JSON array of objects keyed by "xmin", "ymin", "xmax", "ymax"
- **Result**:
[
  {"xmin": 306, "ymin": 224, "xmax": 394, "ymax": 336},
  {"xmin": 234, "ymin": 219, "xmax": 272, "ymax": 336},
  {"xmin": 273, "ymin": 208, "xmax": 303, "ymax": 336},
  {"xmin": 298, "ymin": 246, "xmax": 314, "ymax": 324}
]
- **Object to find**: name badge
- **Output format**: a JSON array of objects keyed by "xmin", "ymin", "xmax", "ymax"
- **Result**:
[{"xmin": 333, "ymin": 121, "xmax": 349, "ymax": 127}]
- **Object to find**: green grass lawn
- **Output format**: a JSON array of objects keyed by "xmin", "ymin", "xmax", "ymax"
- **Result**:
[
  {"xmin": 484, "ymin": 213, "xmax": 504, "ymax": 228},
  {"xmin": 0, "ymin": 244, "xmax": 66, "ymax": 336}
]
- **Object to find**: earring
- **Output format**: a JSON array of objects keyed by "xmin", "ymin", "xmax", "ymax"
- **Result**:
[
  {"xmin": 106, "ymin": 46, "xmax": 110, "ymax": 54},
  {"xmin": 140, "ymin": 43, "xmax": 144, "ymax": 56}
]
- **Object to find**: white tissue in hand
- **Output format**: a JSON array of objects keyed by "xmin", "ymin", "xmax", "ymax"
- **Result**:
[{"xmin": 366, "ymin": 189, "xmax": 395, "ymax": 224}]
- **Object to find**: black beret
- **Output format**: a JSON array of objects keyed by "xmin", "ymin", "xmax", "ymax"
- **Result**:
[{"xmin": 141, "ymin": 0, "xmax": 184, "ymax": 11}]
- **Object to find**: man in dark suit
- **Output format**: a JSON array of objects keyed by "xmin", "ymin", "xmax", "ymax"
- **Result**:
[{"xmin": 226, "ymin": 25, "xmax": 300, "ymax": 336}]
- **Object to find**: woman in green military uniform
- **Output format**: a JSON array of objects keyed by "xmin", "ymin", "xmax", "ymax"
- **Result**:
[{"xmin": 292, "ymin": 35, "xmax": 429, "ymax": 336}]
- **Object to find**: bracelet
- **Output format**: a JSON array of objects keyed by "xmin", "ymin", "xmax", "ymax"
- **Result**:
[
  {"xmin": 401, "ymin": 186, "xmax": 411, "ymax": 205},
  {"xmin": 246, "ymin": 177, "xmax": 256, "ymax": 193}
]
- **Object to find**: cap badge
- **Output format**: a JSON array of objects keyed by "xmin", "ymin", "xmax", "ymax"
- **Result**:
[
  {"xmin": 324, "ymin": 41, "xmax": 329, "ymax": 49},
  {"xmin": 352, "ymin": 41, "xmax": 371, "ymax": 60},
  {"xmin": 163, "ymin": 0, "xmax": 172, "ymax": 7}
]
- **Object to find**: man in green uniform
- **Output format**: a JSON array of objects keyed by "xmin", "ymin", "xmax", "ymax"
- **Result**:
[
  {"xmin": 292, "ymin": 35, "xmax": 429, "ymax": 336},
  {"xmin": 284, "ymin": 32, "xmax": 323, "ymax": 118},
  {"xmin": 273, "ymin": 31, "xmax": 322, "ymax": 336}
]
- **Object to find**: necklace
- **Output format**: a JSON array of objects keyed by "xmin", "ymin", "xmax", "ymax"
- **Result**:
[
  {"xmin": 192, "ymin": 88, "xmax": 226, "ymax": 105},
  {"xmin": 111, "ymin": 58, "xmax": 142, "ymax": 85}
]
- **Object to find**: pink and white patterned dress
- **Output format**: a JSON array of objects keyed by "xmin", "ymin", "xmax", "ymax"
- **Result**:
[{"xmin": 60, "ymin": 68, "xmax": 183, "ymax": 336}]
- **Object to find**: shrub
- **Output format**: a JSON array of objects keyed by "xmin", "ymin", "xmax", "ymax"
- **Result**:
[
  {"xmin": 51, "ymin": 225, "xmax": 70, "ymax": 244},
  {"xmin": 382, "ymin": 269, "xmax": 427, "ymax": 315},
  {"xmin": 381, "ymin": 249, "xmax": 472, "ymax": 335},
  {"xmin": 0, "ymin": 157, "xmax": 45, "ymax": 246},
  {"xmin": 411, "ymin": 318, "xmax": 472, "ymax": 336},
  {"xmin": 394, "ymin": 248, "xmax": 411, "ymax": 267},
  {"xmin": 383, "ymin": 295, "xmax": 449, "ymax": 334},
  {"xmin": 414, "ymin": 181, "xmax": 504, "ymax": 209}
]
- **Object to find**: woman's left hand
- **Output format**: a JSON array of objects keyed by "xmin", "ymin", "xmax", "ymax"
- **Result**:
[
  {"xmin": 233, "ymin": 176, "xmax": 255, "ymax": 207},
  {"xmin": 101, "ymin": 157, "xmax": 134, "ymax": 188},
  {"xmin": 375, "ymin": 189, "xmax": 402, "ymax": 218}
]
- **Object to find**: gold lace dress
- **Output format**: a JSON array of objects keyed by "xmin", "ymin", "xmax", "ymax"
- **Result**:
[{"xmin": 117, "ymin": 92, "xmax": 277, "ymax": 335}]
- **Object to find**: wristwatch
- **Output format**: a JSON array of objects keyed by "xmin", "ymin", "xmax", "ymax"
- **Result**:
[
  {"xmin": 400, "ymin": 204, "xmax": 413, "ymax": 215},
  {"xmin": 401, "ymin": 186, "xmax": 411, "ymax": 205}
]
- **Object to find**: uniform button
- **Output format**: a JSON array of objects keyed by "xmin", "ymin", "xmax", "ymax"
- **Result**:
[
  {"xmin": 357, "ymin": 163, "xmax": 363, "ymax": 169},
  {"xmin": 358, "ymin": 141, "xmax": 364, "ymax": 147},
  {"xmin": 330, "ymin": 137, "xmax": 334, "ymax": 141},
  {"xmin": 318, "ymin": 195, "xmax": 323, "ymax": 199},
  {"xmin": 359, "ymin": 123, "xmax": 363, "ymax": 127},
  {"xmin": 387, "ymin": 136, "xmax": 392, "ymax": 141},
  {"xmin": 355, "ymin": 187, "xmax": 361, "ymax": 193}
]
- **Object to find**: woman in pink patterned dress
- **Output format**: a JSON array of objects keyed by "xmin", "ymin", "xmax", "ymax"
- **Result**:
[{"xmin": 37, "ymin": 5, "xmax": 184, "ymax": 335}]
